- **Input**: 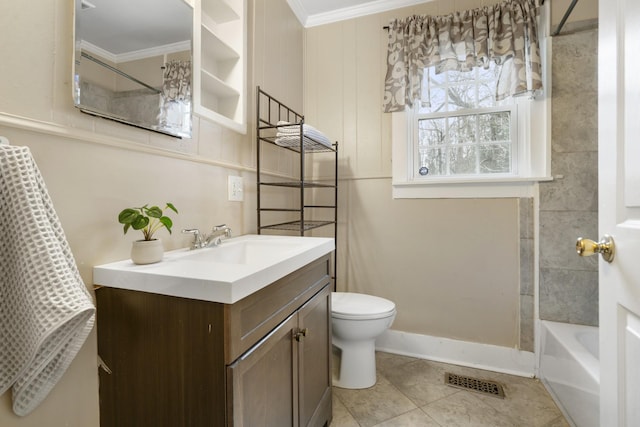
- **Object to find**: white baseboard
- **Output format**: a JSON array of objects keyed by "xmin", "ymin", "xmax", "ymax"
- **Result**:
[{"xmin": 376, "ymin": 329, "xmax": 536, "ymax": 378}]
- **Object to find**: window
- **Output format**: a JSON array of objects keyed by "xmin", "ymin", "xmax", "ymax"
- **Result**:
[
  {"xmin": 415, "ymin": 64, "xmax": 517, "ymax": 179},
  {"xmin": 392, "ymin": 63, "xmax": 550, "ymax": 199}
]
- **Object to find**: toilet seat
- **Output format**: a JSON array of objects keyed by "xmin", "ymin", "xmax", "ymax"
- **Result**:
[{"xmin": 331, "ymin": 292, "xmax": 396, "ymax": 320}]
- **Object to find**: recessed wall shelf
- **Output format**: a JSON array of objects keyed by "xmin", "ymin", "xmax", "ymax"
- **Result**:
[
  {"xmin": 202, "ymin": 0, "xmax": 239, "ymax": 24},
  {"xmin": 201, "ymin": 70, "xmax": 240, "ymax": 98},
  {"xmin": 193, "ymin": 0, "xmax": 246, "ymax": 134}
]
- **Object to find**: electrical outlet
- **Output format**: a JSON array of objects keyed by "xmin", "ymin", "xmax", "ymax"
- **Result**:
[{"xmin": 228, "ymin": 175, "xmax": 244, "ymax": 201}]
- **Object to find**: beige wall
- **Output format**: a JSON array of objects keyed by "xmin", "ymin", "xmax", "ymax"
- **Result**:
[
  {"xmin": 345, "ymin": 182, "xmax": 520, "ymax": 344},
  {"xmin": 0, "ymin": 0, "xmax": 301, "ymax": 425}
]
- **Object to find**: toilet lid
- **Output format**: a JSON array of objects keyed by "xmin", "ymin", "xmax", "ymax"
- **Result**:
[{"xmin": 331, "ymin": 292, "xmax": 396, "ymax": 320}]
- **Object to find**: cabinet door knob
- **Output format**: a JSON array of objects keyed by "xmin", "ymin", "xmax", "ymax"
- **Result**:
[{"xmin": 294, "ymin": 328, "xmax": 309, "ymax": 342}]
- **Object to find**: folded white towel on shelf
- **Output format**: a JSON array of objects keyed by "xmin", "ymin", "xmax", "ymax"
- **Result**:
[
  {"xmin": 275, "ymin": 121, "xmax": 333, "ymax": 150},
  {"xmin": 0, "ymin": 144, "xmax": 95, "ymax": 416}
]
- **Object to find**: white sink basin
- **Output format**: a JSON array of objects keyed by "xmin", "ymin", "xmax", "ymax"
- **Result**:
[
  {"xmin": 93, "ymin": 234, "xmax": 334, "ymax": 304},
  {"xmin": 183, "ymin": 238, "xmax": 303, "ymax": 265}
]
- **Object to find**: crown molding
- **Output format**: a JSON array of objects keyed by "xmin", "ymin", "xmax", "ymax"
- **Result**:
[
  {"xmin": 286, "ymin": 0, "xmax": 309, "ymax": 26},
  {"xmin": 287, "ymin": 0, "xmax": 436, "ymax": 28},
  {"xmin": 117, "ymin": 40, "xmax": 191, "ymax": 63},
  {"xmin": 78, "ymin": 40, "xmax": 117, "ymax": 63},
  {"xmin": 78, "ymin": 40, "xmax": 191, "ymax": 64}
]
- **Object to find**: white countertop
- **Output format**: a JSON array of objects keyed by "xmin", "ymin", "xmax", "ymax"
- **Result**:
[{"xmin": 93, "ymin": 234, "xmax": 334, "ymax": 304}]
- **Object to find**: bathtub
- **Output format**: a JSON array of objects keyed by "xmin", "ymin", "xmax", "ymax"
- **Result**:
[{"xmin": 539, "ymin": 321, "xmax": 599, "ymax": 427}]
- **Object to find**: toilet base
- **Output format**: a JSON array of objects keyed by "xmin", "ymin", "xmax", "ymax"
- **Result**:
[{"xmin": 332, "ymin": 339, "xmax": 377, "ymax": 389}]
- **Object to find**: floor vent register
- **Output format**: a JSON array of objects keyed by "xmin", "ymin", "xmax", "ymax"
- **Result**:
[{"xmin": 444, "ymin": 373, "xmax": 505, "ymax": 399}]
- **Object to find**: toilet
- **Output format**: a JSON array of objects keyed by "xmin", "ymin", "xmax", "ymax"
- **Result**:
[{"xmin": 331, "ymin": 292, "xmax": 396, "ymax": 389}]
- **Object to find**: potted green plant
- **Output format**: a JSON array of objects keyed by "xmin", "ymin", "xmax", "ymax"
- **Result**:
[{"xmin": 118, "ymin": 203, "xmax": 178, "ymax": 264}]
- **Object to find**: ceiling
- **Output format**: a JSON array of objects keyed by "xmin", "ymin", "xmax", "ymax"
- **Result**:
[{"xmin": 76, "ymin": 0, "xmax": 192, "ymax": 59}]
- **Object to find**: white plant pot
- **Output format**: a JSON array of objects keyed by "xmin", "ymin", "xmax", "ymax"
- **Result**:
[{"xmin": 131, "ymin": 239, "xmax": 164, "ymax": 265}]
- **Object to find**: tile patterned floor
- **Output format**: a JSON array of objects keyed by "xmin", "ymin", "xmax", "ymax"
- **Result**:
[{"xmin": 331, "ymin": 352, "xmax": 570, "ymax": 427}]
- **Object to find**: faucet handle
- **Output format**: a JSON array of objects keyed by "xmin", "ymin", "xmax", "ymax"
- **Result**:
[
  {"xmin": 182, "ymin": 228, "xmax": 203, "ymax": 249},
  {"xmin": 212, "ymin": 224, "xmax": 232, "ymax": 237}
]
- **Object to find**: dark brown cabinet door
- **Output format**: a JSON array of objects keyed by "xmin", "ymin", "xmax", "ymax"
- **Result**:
[
  {"xmin": 227, "ymin": 314, "xmax": 298, "ymax": 427},
  {"xmin": 226, "ymin": 285, "xmax": 332, "ymax": 427},
  {"xmin": 96, "ymin": 288, "xmax": 227, "ymax": 427},
  {"xmin": 298, "ymin": 285, "xmax": 332, "ymax": 427}
]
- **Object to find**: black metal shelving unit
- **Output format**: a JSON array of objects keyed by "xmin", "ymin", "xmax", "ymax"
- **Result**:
[{"xmin": 256, "ymin": 86, "xmax": 338, "ymax": 286}]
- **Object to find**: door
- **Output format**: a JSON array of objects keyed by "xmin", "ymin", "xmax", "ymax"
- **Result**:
[
  {"xmin": 598, "ymin": 0, "xmax": 640, "ymax": 425},
  {"xmin": 297, "ymin": 285, "xmax": 332, "ymax": 427},
  {"xmin": 227, "ymin": 314, "xmax": 298, "ymax": 427}
]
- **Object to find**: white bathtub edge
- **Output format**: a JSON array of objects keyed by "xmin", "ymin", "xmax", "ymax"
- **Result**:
[
  {"xmin": 539, "ymin": 320, "xmax": 600, "ymax": 427},
  {"xmin": 539, "ymin": 376, "xmax": 578, "ymax": 427},
  {"xmin": 541, "ymin": 320, "xmax": 600, "ymax": 384}
]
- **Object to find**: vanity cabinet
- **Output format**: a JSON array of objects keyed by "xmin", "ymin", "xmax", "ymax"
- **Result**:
[
  {"xmin": 96, "ymin": 255, "xmax": 332, "ymax": 427},
  {"xmin": 193, "ymin": 0, "xmax": 246, "ymax": 133}
]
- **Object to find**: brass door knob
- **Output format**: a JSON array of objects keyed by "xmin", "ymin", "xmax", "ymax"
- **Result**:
[{"xmin": 576, "ymin": 235, "xmax": 615, "ymax": 263}]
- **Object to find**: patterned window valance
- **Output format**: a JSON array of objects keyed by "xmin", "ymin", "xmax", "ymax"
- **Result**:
[
  {"xmin": 162, "ymin": 60, "xmax": 191, "ymax": 102},
  {"xmin": 383, "ymin": 0, "xmax": 543, "ymax": 113},
  {"xmin": 158, "ymin": 60, "xmax": 192, "ymax": 134}
]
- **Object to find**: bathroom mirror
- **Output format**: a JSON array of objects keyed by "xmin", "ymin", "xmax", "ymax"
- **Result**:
[{"xmin": 74, "ymin": 0, "xmax": 193, "ymax": 138}]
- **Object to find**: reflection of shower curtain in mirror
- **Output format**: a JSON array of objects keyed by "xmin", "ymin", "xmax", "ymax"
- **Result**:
[{"xmin": 158, "ymin": 60, "xmax": 191, "ymax": 135}]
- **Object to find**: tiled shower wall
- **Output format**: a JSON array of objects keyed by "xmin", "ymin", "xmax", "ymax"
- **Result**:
[
  {"xmin": 79, "ymin": 81, "xmax": 161, "ymax": 126},
  {"xmin": 539, "ymin": 21, "xmax": 599, "ymax": 326}
]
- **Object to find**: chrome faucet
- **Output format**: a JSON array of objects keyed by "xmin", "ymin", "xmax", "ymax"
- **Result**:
[
  {"xmin": 208, "ymin": 224, "xmax": 232, "ymax": 246},
  {"xmin": 182, "ymin": 224, "xmax": 232, "ymax": 249}
]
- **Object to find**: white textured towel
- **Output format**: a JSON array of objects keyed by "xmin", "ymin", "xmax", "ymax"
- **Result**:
[
  {"xmin": 0, "ymin": 144, "xmax": 95, "ymax": 416},
  {"xmin": 276, "ymin": 121, "xmax": 333, "ymax": 150}
]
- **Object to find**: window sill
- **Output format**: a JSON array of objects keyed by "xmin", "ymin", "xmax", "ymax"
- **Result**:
[{"xmin": 392, "ymin": 176, "xmax": 553, "ymax": 199}]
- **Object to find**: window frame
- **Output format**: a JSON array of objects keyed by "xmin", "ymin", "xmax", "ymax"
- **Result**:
[
  {"xmin": 412, "ymin": 103, "xmax": 519, "ymax": 181},
  {"xmin": 392, "ymin": 88, "xmax": 551, "ymax": 199}
]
